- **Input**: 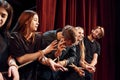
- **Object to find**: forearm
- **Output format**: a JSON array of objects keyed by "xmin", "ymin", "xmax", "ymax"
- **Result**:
[
  {"xmin": 90, "ymin": 53, "xmax": 98, "ymax": 66},
  {"xmin": 16, "ymin": 50, "xmax": 43, "ymax": 64},
  {"xmin": 38, "ymin": 56, "xmax": 51, "ymax": 66}
]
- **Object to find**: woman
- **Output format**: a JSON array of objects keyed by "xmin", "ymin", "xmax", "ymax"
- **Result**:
[
  {"xmin": 9, "ymin": 10, "xmax": 66, "ymax": 80},
  {"xmin": 0, "ymin": 0, "xmax": 19, "ymax": 80}
]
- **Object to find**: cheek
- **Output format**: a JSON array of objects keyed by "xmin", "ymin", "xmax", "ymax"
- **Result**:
[{"xmin": 2, "ymin": 18, "xmax": 7, "ymax": 24}]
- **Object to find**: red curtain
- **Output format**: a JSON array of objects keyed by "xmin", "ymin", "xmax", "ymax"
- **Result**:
[{"xmin": 36, "ymin": 0, "xmax": 115, "ymax": 80}]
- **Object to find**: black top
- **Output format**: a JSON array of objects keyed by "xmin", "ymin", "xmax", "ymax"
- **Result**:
[
  {"xmin": 0, "ymin": 31, "xmax": 10, "ymax": 72},
  {"xmin": 41, "ymin": 30, "xmax": 57, "ymax": 49},
  {"xmin": 75, "ymin": 44, "xmax": 81, "ymax": 66},
  {"xmin": 9, "ymin": 32, "xmax": 42, "ymax": 80},
  {"xmin": 9, "ymin": 32, "xmax": 42, "ymax": 58},
  {"xmin": 84, "ymin": 37, "xmax": 100, "ymax": 63},
  {"xmin": 42, "ymin": 30, "xmax": 77, "ymax": 65},
  {"xmin": 60, "ymin": 46, "xmax": 77, "ymax": 66},
  {"xmin": 38, "ymin": 30, "xmax": 77, "ymax": 80}
]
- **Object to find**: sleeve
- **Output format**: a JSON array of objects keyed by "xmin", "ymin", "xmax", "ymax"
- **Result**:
[
  {"xmin": 9, "ymin": 34, "xmax": 25, "ymax": 58},
  {"xmin": 95, "ymin": 41, "xmax": 101, "ymax": 55},
  {"xmin": 60, "ymin": 46, "xmax": 77, "ymax": 66}
]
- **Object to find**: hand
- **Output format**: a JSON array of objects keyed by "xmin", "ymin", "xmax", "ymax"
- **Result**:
[
  {"xmin": 8, "ymin": 66, "xmax": 19, "ymax": 80},
  {"xmin": 55, "ymin": 39, "xmax": 66, "ymax": 57},
  {"xmin": 69, "ymin": 63, "xmax": 85, "ymax": 76},
  {"xmin": 57, "ymin": 60, "xmax": 67, "ymax": 67},
  {"xmin": 0, "ymin": 72, "xmax": 4, "ymax": 80},
  {"xmin": 48, "ymin": 59, "xmax": 68, "ymax": 71},
  {"xmin": 57, "ymin": 39, "xmax": 66, "ymax": 52},
  {"xmin": 43, "ymin": 40, "xmax": 58, "ymax": 54},
  {"xmin": 86, "ymin": 65, "xmax": 95, "ymax": 73}
]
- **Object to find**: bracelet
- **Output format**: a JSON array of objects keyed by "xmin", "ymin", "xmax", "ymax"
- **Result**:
[
  {"xmin": 38, "ymin": 50, "xmax": 44, "ymax": 61},
  {"xmin": 9, "ymin": 64, "xmax": 18, "ymax": 69}
]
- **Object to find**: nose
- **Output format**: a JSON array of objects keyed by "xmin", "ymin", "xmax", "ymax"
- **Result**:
[
  {"xmin": 36, "ymin": 22, "xmax": 39, "ymax": 26},
  {"xmin": 0, "ymin": 16, "xmax": 3, "ymax": 23},
  {"xmin": 0, "ymin": 15, "xmax": 2, "ymax": 20}
]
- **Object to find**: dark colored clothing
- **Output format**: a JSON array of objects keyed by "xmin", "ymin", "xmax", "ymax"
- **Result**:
[
  {"xmin": 36, "ymin": 30, "xmax": 57, "ymax": 80},
  {"xmin": 42, "ymin": 30, "xmax": 57, "ymax": 49},
  {"xmin": 0, "ymin": 30, "xmax": 12, "ymax": 80},
  {"xmin": 83, "ymin": 37, "xmax": 101, "ymax": 80},
  {"xmin": 0, "ymin": 32, "xmax": 9, "ymax": 72},
  {"xmin": 75, "ymin": 44, "xmax": 81, "ymax": 66},
  {"xmin": 84, "ymin": 37, "xmax": 100, "ymax": 63},
  {"xmin": 9, "ymin": 32, "xmax": 42, "ymax": 57},
  {"xmin": 39, "ymin": 30, "xmax": 78, "ymax": 80},
  {"xmin": 41, "ymin": 30, "xmax": 57, "ymax": 59},
  {"xmin": 9, "ymin": 32, "xmax": 42, "ymax": 80},
  {"xmin": 58, "ymin": 44, "xmax": 84, "ymax": 80},
  {"xmin": 59, "ymin": 46, "xmax": 77, "ymax": 66}
]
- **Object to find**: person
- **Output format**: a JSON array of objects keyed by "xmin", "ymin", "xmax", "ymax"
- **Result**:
[
  {"xmin": 36, "ymin": 25, "xmax": 78, "ymax": 80},
  {"xmin": 9, "ymin": 10, "xmax": 67, "ymax": 80},
  {"xmin": 58, "ymin": 26, "xmax": 85, "ymax": 80},
  {"xmin": 80, "ymin": 26, "xmax": 104, "ymax": 80},
  {"xmin": 41, "ymin": 28, "xmax": 63, "ymax": 59},
  {"xmin": 0, "ymin": 0, "xmax": 19, "ymax": 80}
]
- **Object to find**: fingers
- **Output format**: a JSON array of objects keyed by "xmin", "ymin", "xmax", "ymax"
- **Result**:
[
  {"xmin": 8, "ymin": 67, "xmax": 12, "ymax": 77},
  {"xmin": 0, "ymin": 72, "xmax": 4, "ymax": 80},
  {"xmin": 9, "ymin": 66, "xmax": 19, "ymax": 80},
  {"xmin": 51, "ymin": 40, "xmax": 58, "ymax": 49}
]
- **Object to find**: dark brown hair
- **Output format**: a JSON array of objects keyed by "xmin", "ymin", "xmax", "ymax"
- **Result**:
[
  {"xmin": 0, "ymin": 0, "xmax": 13, "ymax": 30},
  {"xmin": 62, "ymin": 25, "xmax": 76, "ymax": 43}
]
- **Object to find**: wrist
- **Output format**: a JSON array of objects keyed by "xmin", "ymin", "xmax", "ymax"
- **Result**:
[
  {"xmin": 8, "ymin": 58, "xmax": 18, "ymax": 68},
  {"xmin": 55, "ymin": 50, "xmax": 62, "ymax": 57},
  {"xmin": 9, "ymin": 64, "xmax": 18, "ymax": 69}
]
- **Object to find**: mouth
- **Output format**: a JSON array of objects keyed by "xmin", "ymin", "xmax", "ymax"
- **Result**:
[{"xmin": 0, "ymin": 21, "xmax": 2, "ymax": 24}]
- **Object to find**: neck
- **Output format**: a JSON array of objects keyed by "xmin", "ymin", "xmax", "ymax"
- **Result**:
[
  {"xmin": 87, "ymin": 34, "xmax": 95, "ymax": 42},
  {"xmin": 24, "ymin": 32, "xmax": 33, "ymax": 41}
]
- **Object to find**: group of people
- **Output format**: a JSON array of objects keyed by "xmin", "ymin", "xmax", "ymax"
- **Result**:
[{"xmin": 0, "ymin": 0, "xmax": 104, "ymax": 80}]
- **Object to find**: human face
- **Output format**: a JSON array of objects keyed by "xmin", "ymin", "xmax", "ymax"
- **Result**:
[
  {"xmin": 0, "ymin": 7, "xmax": 8, "ymax": 28},
  {"xmin": 57, "ymin": 32, "xmax": 64, "ymax": 41},
  {"xmin": 76, "ymin": 28, "xmax": 84, "ymax": 41},
  {"xmin": 61, "ymin": 37, "xmax": 74, "ymax": 47},
  {"xmin": 29, "ymin": 14, "xmax": 39, "ymax": 32},
  {"xmin": 92, "ymin": 28, "xmax": 102, "ymax": 39}
]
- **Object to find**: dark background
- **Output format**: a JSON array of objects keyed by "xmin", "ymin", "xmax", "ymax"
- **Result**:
[{"xmin": 6, "ymin": 0, "xmax": 120, "ymax": 80}]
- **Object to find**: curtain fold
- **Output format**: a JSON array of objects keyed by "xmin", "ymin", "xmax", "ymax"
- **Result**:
[{"xmin": 36, "ymin": 0, "xmax": 115, "ymax": 80}]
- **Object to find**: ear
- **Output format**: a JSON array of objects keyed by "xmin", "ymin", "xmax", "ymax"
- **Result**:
[{"xmin": 91, "ymin": 29, "xmax": 94, "ymax": 33}]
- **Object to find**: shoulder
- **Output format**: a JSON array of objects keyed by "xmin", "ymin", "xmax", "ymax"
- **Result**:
[
  {"xmin": 10, "ymin": 32, "xmax": 23, "ymax": 41},
  {"xmin": 94, "ymin": 40, "xmax": 100, "ymax": 47},
  {"xmin": 35, "ymin": 32, "xmax": 42, "ymax": 41},
  {"xmin": 43, "ymin": 30, "xmax": 56, "ymax": 36}
]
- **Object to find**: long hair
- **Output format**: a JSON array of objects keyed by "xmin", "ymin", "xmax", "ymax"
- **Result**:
[
  {"xmin": 12, "ymin": 10, "xmax": 38, "ymax": 42},
  {"xmin": 12, "ymin": 10, "xmax": 38, "ymax": 36},
  {"xmin": 0, "ymin": 0, "xmax": 13, "ymax": 30}
]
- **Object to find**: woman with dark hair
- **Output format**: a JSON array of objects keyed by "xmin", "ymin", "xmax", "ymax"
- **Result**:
[{"xmin": 0, "ymin": 0, "xmax": 19, "ymax": 80}]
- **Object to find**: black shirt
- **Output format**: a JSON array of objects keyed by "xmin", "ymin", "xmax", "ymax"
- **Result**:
[
  {"xmin": 0, "ymin": 31, "xmax": 9, "ymax": 72},
  {"xmin": 84, "ymin": 37, "xmax": 100, "ymax": 63},
  {"xmin": 9, "ymin": 32, "xmax": 42, "ymax": 80},
  {"xmin": 9, "ymin": 32, "xmax": 42, "ymax": 58}
]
